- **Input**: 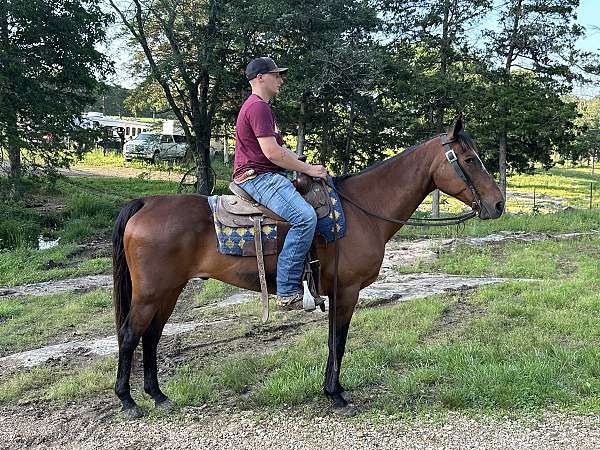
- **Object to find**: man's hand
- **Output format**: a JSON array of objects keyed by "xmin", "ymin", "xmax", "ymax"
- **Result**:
[{"xmin": 305, "ymin": 164, "xmax": 328, "ymax": 179}]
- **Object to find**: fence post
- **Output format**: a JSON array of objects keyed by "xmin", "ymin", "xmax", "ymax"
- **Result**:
[{"xmin": 591, "ymin": 183, "xmax": 594, "ymax": 210}]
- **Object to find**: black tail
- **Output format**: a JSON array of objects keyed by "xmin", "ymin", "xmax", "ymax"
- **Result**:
[{"xmin": 112, "ymin": 198, "xmax": 145, "ymax": 332}]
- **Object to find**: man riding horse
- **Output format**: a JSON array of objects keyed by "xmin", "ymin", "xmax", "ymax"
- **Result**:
[
  {"xmin": 233, "ymin": 57, "xmax": 328, "ymax": 309},
  {"xmin": 111, "ymin": 55, "xmax": 504, "ymax": 417}
]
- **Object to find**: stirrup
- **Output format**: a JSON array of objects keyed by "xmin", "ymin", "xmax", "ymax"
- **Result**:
[{"xmin": 302, "ymin": 281, "xmax": 325, "ymax": 312}]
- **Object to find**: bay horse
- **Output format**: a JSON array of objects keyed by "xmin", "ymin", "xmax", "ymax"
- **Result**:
[{"xmin": 112, "ymin": 116, "xmax": 504, "ymax": 418}]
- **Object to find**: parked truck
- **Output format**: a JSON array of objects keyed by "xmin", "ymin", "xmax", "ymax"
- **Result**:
[{"xmin": 123, "ymin": 120, "xmax": 188, "ymax": 162}]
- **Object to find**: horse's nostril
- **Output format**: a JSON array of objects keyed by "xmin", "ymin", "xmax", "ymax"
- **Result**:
[{"xmin": 495, "ymin": 201, "xmax": 504, "ymax": 214}]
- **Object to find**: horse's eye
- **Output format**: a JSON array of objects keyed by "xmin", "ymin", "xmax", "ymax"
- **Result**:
[{"xmin": 464, "ymin": 157, "xmax": 476, "ymax": 165}]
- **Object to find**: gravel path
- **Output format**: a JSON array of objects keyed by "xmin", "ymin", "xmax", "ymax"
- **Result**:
[{"xmin": 2, "ymin": 404, "xmax": 600, "ymax": 450}]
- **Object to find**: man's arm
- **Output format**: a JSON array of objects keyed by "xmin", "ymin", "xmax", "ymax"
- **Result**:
[{"xmin": 258, "ymin": 136, "xmax": 327, "ymax": 178}]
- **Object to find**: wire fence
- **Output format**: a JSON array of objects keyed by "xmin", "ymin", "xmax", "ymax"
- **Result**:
[
  {"xmin": 421, "ymin": 179, "xmax": 600, "ymax": 216},
  {"xmin": 505, "ymin": 181, "xmax": 599, "ymax": 213}
]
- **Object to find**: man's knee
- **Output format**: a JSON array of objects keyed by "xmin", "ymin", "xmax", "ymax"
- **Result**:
[
  {"xmin": 304, "ymin": 207, "xmax": 317, "ymax": 229},
  {"xmin": 293, "ymin": 206, "xmax": 317, "ymax": 231}
]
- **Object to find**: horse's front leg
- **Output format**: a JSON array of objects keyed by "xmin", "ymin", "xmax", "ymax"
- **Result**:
[{"xmin": 324, "ymin": 287, "xmax": 359, "ymax": 409}]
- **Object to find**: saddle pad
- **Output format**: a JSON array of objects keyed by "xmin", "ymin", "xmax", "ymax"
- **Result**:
[
  {"xmin": 313, "ymin": 181, "xmax": 346, "ymax": 242},
  {"xmin": 207, "ymin": 180, "xmax": 345, "ymax": 256},
  {"xmin": 208, "ymin": 196, "xmax": 278, "ymax": 256}
]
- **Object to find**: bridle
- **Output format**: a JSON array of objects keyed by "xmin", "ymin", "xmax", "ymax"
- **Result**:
[
  {"xmin": 440, "ymin": 134, "xmax": 482, "ymax": 215},
  {"xmin": 331, "ymin": 134, "xmax": 482, "ymax": 227}
]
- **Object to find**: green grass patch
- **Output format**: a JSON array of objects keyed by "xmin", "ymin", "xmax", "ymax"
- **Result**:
[
  {"xmin": 76, "ymin": 149, "xmax": 233, "ymax": 182},
  {"xmin": 415, "ymin": 165, "xmax": 600, "ymax": 217},
  {"xmin": 166, "ymin": 365, "xmax": 218, "ymax": 406},
  {"xmin": 0, "ymin": 366, "xmax": 55, "ymax": 402},
  {"xmin": 194, "ymin": 279, "xmax": 239, "ymax": 307},
  {"xmin": 163, "ymin": 237, "xmax": 600, "ymax": 416},
  {"xmin": 397, "ymin": 208, "xmax": 600, "ymax": 238},
  {"xmin": 400, "ymin": 236, "xmax": 599, "ymax": 279},
  {"xmin": 0, "ymin": 289, "xmax": 114, "ymax": 355},
  {"xmin": 0, "ymin": 244, "xmax": 110, "ymax": 286},
  {"xmin": 45, "ymin": 358, "xmax": 116, "ymax": 403},
  {"xmin": 0, "ymin": 358, "xmax": 116, "ymax": 404}
]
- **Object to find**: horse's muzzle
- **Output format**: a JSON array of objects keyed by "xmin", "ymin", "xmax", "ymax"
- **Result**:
[{"xmin": 478, "ymin": 199, "xmax": 504, "ymax": 220}]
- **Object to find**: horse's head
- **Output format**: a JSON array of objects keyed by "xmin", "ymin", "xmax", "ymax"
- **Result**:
[{"xmin": 431, "ymin": 115, "xmax": 504, "ymax": 219}]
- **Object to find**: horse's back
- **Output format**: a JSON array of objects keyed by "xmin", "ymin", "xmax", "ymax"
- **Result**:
[{"xmin": 125, "ymin": 194, "xmax": 212, "ymax": 235}]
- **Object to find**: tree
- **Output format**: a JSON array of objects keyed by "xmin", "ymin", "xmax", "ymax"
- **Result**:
[
  {"xmin": 382, "ymin": 0, "xmax": 492, "ymax": 215},
  {"xmin": 123, "ymin": 79, "xmax": 172, "ymax": 118},
  {"xmin": 483, "ymin": 0, "xmax": 586, "ymax": 196},
  {"xmin": 109, "ymin": 0, "xmax": 254, "ymax": 194},
  {"xmin": 87, "ymin": 83, "xmax": 136, "ymax": 117},
  {"xmin": 569, "ymin": 95, "xmax": 600, "ymax": 172},
  {"xmin": 0, "ymin": 0, "xmax": 112, "ymax": 191}
]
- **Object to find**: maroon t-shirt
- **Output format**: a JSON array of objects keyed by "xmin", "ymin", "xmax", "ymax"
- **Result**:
[{"xmin": 233, "ymin": 94, "xmax": 284, "ymax": 179}]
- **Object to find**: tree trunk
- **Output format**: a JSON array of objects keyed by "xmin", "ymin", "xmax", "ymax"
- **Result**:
[
  {"xmin": 191, "ymin": 111, "xmax": 212, "ymax": 194},
  {"xmin": 319, "ymin": 102, "xmax": 330, "ymax": 165},
  {"xmin": 223, "ymin": 126, "xmax": 229, "ymax": 165},
  {"xmin": 296, "ymin": 97, "xmax": 306, "ymax": 157},
  {"xmin": 195, "ymin": 135, "xmax": 212, "ymax": 194},
  {"xmin": 432, "ymin": 189, "xmax": 440, "ymax": 218},
  {"xmin": 6, "ymin": 104, "xmax": 21, "ymax": 181},
  {"xmin": 498, "ymin": 130, "xmax": 507, "ymax": 197},
  {"xmin": 343, "ymin": 99, "xmax": 356, "ymax": 175}
]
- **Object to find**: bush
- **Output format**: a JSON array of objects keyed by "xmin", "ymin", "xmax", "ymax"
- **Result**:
[{"xmin": 0, "ymin": 202, "xmax": 41, "ymax": 249}]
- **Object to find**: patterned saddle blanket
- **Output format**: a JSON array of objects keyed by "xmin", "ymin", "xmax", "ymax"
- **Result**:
[{"xmin": 207, "ymin": 176, "xmax": 345, "ymax": 256}]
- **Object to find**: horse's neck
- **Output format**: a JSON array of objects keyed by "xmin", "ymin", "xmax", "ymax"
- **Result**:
[{"xmin": 342, "ymin": 141, "xmax": 436, "ymax": 242}]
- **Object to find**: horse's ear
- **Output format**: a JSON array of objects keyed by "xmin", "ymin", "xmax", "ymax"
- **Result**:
[{"xmin": 447, "ymin": 113, "xmax": 464, "ymax": 140}]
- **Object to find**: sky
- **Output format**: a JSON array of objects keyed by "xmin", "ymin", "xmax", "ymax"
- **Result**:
[
  {"xmin": 104, "ymin": 0, "xmax": 600, "ymax": 96},
  {"xmin": 573, "ymin": 0, "xmax": 600, "ymax": 97}
]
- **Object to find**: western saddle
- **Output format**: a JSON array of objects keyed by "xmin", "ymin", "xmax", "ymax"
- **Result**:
[{"xmin": 214, "ymin": 173, "xmax": 332, "ymax": 322}]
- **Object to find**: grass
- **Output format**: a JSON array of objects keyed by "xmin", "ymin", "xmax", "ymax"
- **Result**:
[
  {"xmin": 416, "ymin": 164, "xmax": 600, "ymax": 218},
  {"xmin": 153, "ymin": 236, "xmax": 600, "ymax": 418},
  {"xmin": 0, "ymin": 288, "xmax": 114, "ymax": 355},
  {"xmin": 76, "ymin": 148, "xmax": 233, "ymax": 184},
  {"xmin": 399, "ymin": 236, "xmax": 600, "ymax": 279},
  {"xmin": 194, "ymin": 279, "xmax": 239, "ymax": 307},
  {"xmin": 2, "ymin": 236, "xmax": 599, "ymax": 418},
  {"xmin": 0, "ymin": 358, "xmax": 116, "ymax": 404},
  {"xmin": 45, "ymin": 358, "xmax": 116, "ymax": 403},
  {"xmin": 0, "ymin": 244, "xmax": 110, "ymax": 286},
  {"xmin": 397, "ymin": 208, "xmax": 600, "ymax": 238}
]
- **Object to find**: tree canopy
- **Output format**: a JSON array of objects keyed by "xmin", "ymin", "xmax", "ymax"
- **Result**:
[
  {"xmin": 3, "ymin": 0, "xmax": 598, "ymax": 197},
  {"xmin": 0, "ymin": 0, "xmax": 112, "ymax": 191}
]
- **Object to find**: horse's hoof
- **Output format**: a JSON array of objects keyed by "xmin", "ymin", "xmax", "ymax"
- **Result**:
[
  {"xmin": 327, "ymin": 392, "xmax": 348, "ymax": 409},
  {"xmin": 155, "ymin": 398, "xmax": 176, "ymax": 412},
  {"xmin": 333, "ymin": 403, "xmax": 357, "ymax": 417},
  {"xmin": 121, "ymin": 405, "xmax": 144, "ymax": 420}
]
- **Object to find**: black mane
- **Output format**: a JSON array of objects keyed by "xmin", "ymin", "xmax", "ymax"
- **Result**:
[{"xmin": 333, "ymin": 131, "xmax": 475, "ymax": 186}]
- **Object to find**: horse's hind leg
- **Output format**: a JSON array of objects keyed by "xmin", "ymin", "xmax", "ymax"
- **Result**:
[
  {"xmin": 115, "ymin": 304, "xmax": 157, "ymax": 419},
  {"xmin": 142, "ymin": 288, "xmax": 184, "ymax": 411},
  {"xmin": 142, "ymin": 315, "xmax": 172, "ymax": 410}
]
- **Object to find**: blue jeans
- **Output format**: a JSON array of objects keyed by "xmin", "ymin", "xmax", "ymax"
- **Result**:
[{"xmin": 241, "ymin": 172, "xmax": 317, "ymax": 297}]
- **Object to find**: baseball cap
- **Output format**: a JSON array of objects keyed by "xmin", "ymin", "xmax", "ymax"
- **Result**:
[{"xmin": 245, "ymin": 57, "xmax": 288, "ymax": 81}]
